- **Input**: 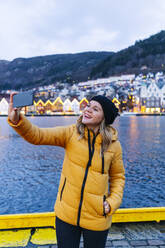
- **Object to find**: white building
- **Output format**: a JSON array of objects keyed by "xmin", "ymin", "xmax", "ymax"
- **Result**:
[
  {"xmin": 63, "ymin": 99, "xmax": 72, "ymax": 112},
  {"xmin": 140, "ymin": 81, "xmax": 160, "ymax": 99},
  {"xmin": 160, "ymin": 84, "xmax": 165, "ymax": 108},
  {"xmin": 0, "ymin": 98, "xmax": 9, "ymax": 115},
  {"xmin": 71, "ymin": 99, "xmax": 80, "ymax": 114},
  {"xmin": 140, "ymin": 81, "xmax": 162, "ymax": 112}
]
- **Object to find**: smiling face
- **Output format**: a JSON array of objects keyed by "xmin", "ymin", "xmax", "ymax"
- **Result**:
[{"xmin": 82, "ymin": 100, "xmax": 104, "ymax": 133}]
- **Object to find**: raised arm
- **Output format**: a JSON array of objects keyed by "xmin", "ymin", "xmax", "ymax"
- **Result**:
[{"xmin": 8, "ymin": 93, "xmax": 73, "ymax": 147}]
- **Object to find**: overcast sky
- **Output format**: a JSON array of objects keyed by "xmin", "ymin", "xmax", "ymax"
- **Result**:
[{"xmin": 0, "ymin": 0, "xmax": 165, "ymax": 61}]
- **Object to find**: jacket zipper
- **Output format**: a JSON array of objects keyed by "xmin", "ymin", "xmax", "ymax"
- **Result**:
[
  {"xmin": 77, "ymin": 162, "xmax": 90, "ymax": 226},
  {"xmin": 77, "ymin": 130, "xmax": 96, "ymax": 226},
  {"xmin": 101, "ymin": 154, "xmax": 104, "ymax": 174},
  {"xmin": 60, "ymin": 177, "xmax": 66, "ymax": 201}
]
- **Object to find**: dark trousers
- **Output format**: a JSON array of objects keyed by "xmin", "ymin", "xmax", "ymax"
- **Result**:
[{"xmin": 56, "ymin": 217, "xmax": 109, "ymax": 248}]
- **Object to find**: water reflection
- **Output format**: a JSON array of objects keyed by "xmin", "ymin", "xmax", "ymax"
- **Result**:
[
  {"xmin": 116, "ymin": 116, "xmax": 165, "ymax": 208},
  {"xmin": 0, "ymin": 116, "xmax": 165, "ymax": 214}
]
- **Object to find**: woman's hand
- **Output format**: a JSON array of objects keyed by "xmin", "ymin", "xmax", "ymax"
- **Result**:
[
  {"xmin": 103, "ymin": 200, "xmax": 111, "ymax": 215},
  {"xmin": 8, "ymin": 93, "xmax": 21, "ymax": 125}
]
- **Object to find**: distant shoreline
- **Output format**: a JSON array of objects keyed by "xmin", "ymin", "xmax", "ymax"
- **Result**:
[
  {"xmin": 0, "ymin": 114, "xmax": 80, "ymax": 117},
  {"xmin": 121, "ymin": 113, "xmax": 165, "ymax": 116},
  {"xmin": 1, "ymin": 113, "xmax": 165, "ymax": 117}
]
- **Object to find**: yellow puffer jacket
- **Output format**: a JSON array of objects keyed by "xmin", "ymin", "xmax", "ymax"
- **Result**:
[{"xmin": 8, "ymin": 114, "xmax": 125, "ymax": 231}]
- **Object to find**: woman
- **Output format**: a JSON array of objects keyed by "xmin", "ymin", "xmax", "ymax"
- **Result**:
[{"xmin": 8, "ymin": 93, "xmax": 125, "ymax": 248}]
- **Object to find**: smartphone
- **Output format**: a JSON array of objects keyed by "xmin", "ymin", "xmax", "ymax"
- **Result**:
[{"xmin": 13, "ymin": 91, "xmax": 34, "ymax": 108}]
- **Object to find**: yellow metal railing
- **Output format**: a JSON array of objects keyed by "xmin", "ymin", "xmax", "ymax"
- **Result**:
[
  {"xmin": 0, "ymin": 207, "xmax": 164, "ymax": 230},
  {"xmin": 112, "ymin": 207, "xmax": 165, "ymax": 223}
]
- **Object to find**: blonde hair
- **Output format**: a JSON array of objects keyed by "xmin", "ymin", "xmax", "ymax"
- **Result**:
[{"xmin": 76, "ymin": 115, "xmax": 112, "ymax": 154}]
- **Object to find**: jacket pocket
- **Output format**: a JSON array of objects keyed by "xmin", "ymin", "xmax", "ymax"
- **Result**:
[
  {"xmin": 60, "ymin": 177, "xmax": 66, "ymax": 201},
  {"xmin": 103, "ymin": 195, "xmax": 107, "ymax": 217}
]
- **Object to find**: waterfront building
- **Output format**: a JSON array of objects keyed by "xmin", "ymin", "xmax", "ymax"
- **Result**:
[
  {"xmin": 63, "ymin": 99, "xmax": 72, "ymax": 112},
  {"xmin": 79, "ymin": 98, "xmax": 88, "ymax": 111},
  {"xmin": 160, "ymin": 84, "xmax": 165, "ymax": 109},
  {"xmin": 140, "ymin": 81, "xmax": 161, "ymax": 113},
  {"xmin": 0, "ymin": 98, "xmax": 9, "ymax": 115},
  {"xmin": 52, "ymin": 97, "xmax": 63, "ymax": 112},
  {"xmin": 71, "ymin": 99, "xmax": 80, "ymax": 114},
  {"xmin": 34, "ymin": 100, "xmax": 45, "ymax": 114},
  {"xmin": 45, "ymin": 100, "xmax": 53, "ymax": 114}
]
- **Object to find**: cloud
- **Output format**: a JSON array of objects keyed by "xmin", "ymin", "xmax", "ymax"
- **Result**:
[{"xmin": 0, "ymin": 0, "xmax": 165, "ymax": 60}]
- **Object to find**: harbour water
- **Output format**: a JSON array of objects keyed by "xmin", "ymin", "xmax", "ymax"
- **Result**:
[{"xmin": 0, "ymin": 115, "xmax": 165, "ymax": 215}]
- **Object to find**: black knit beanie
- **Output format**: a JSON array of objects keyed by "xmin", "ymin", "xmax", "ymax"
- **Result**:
[{"xmin": 91, "ymin": 95, "xmax": 119, "ymax": 125}]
